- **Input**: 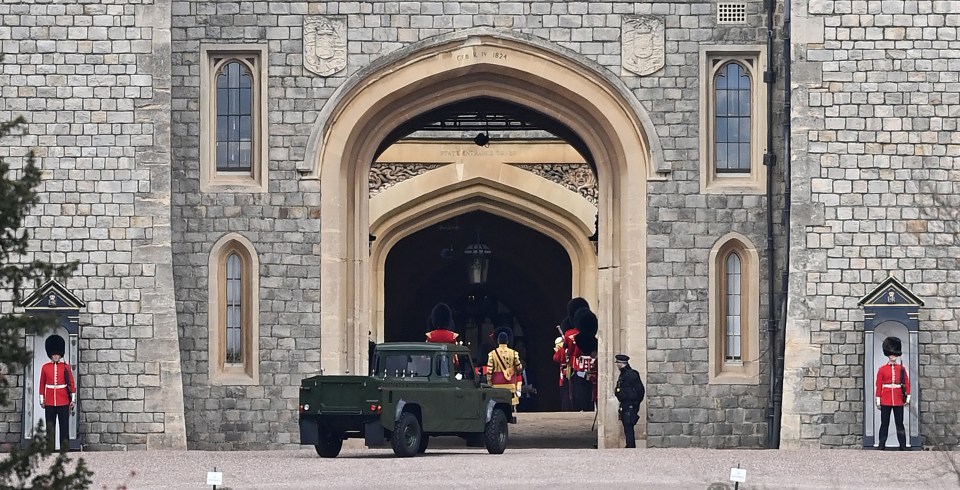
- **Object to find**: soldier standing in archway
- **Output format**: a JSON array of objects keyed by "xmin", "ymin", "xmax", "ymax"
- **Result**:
[
  {"xmin": 425, "ymin": 302, "xmax": 459, "ymax": 344},
  {"xmin": 487, "ymin": 328, "xmax": 523, "ymax": 407}
]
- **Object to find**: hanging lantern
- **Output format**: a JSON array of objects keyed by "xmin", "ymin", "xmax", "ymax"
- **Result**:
[{"xmin": 464, "ymin": 235, "xmax": 492, "ymax": 285}]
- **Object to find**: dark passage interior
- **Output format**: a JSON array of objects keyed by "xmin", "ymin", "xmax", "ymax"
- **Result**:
[{"xmin": 384, "ymin": 211, "xmax": 572, "ymax": 412}]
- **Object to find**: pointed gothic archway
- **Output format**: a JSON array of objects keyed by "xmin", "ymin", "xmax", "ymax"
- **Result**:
[
  {"xmin": 303, "ymin": 28, "xmax": 662, "ymax": 448},
  {"xmin": 380, "ymin": 210, "xmax": 573, "ymax": 412}
]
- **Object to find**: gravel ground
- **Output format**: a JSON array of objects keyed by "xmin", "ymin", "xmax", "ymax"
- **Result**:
[
  {"xmin": 25, "ymin": 414, "xmax": 959, "ymax": 489},
  {"xmin": 72, "ymin": 447, "xmax": 959, "ymax": 490}
]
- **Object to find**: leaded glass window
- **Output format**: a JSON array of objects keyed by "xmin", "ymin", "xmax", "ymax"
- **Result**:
[
  {"xmin": 724, "ymin": 252, "xmax": 742, "ymax": 362},
  {"xmin": 225, "ymin": 252, "xmax": 243, "ymax": 363},
  {"xmin": 216, "ymin": 61, "xmax": 253, "ymax": 172},
  {"xmin": 715, "ymin": 62, "xmax": 751, "ymax": 173}
]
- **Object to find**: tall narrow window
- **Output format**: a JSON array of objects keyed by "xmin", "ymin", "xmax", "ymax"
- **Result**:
[
  {"xmin": 699, "ymin": 46, "xmax": 767, "ymax": 194},
  {"xmin": 225, "ymin": 252, "xmax": 243, "ymax": 364},
  {"xmin": 216, "ymin": 61, "xmax": 253, "ymax": 172},
  {"xmin": 208, "ymin": 234, "xmax": 260, "ymax": 385},
  {"xmin": 714, "ymin": 62, "xmax": 751, "ymax": 173},
  {"xmin": 724, "ymin": 252, "xmax": 742, "ymax": 362},
  {"xmin": 709, "ymin": 233, "xmax": 760, "ymax": 384},
  {"xmin": 201, "ymin": 45, "xmax": 268, "ymax": 192}
]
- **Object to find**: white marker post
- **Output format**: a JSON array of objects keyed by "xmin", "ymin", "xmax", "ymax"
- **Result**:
[
  {"xmin": 207, "ymin": 467, "xmax": 224, "ymax": 490},
  {"xmin": 729, "ymin": 463, "xmax": 747, "ymax": 490}
]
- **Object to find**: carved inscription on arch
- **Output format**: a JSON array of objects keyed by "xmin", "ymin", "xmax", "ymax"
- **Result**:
[{"xmin": 452, "ymin": 47, "xmax": 510, "ymax": 63}]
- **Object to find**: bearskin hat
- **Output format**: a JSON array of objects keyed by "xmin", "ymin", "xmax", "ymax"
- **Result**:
[
  {"xmin": 882, "ymin": 336, "xmax": 902, "ymax": 357},
  {"xmin": 45, "ymin": 334, "xmax": 66, "ymax": 359},
  {"xmin": 573, "ymin": 307, "xmax": 598, "ymax": 356},
  {"xmin": 566, "ymin": 297, "xmax": 590, "ymax": 322},
  {"xmin": 428, "ymin": 302, "xmax": 455, "ymax": 330}
]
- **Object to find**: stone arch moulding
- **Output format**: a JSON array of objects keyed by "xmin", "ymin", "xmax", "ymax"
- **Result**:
[
  {"xmin": 302, "ymin": 28, "xmax": 659, "ymax": 448},
  {"xmin": 301, "ymin": 27, "xmax": 666, "ymax": 176},
  {"xmin": 368, "ymin": 162, "xmax": 600, "ymax": 342}
]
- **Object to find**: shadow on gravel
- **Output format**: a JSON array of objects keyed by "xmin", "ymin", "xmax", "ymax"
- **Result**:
[{"xmin": 297, "ymin": 412, "xmax": 601, "ymax": 459}]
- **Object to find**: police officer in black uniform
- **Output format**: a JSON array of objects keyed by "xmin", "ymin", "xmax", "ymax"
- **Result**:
[{"xmin": 614, "ymin": 354, "xmax": 645, "ymax": 448}]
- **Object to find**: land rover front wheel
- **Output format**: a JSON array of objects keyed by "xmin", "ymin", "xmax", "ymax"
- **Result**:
[
  {"xmin": 315, "ymin": 429, "xmax": 343, "ymax": 458},
  {"xmin": 391, "ymin": 412, "xmax": 422, "ymax": 457},
  {"xmin": 484, "ymin": 409, "xmax": 508, "ymax": 454}
]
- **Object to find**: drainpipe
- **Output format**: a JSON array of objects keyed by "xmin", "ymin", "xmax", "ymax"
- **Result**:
[
  {"xmin": 762, "ymin": 0, "xmax": 780, "ymax": 449},
  {"xmin": 774, "ymin": 0, "xmax": 793, "ymax": 449}
]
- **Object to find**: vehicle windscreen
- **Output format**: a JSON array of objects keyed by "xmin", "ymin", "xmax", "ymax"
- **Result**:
[
  {"xmin": 379, "ymin": 354, "xmax": 433, "ymax": 378},
  {"xmin": 454, "ymin": 353, "xmax": 475, "ymax": 381}
]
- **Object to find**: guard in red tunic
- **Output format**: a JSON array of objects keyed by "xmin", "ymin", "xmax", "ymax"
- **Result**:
[
  {"xmin": 39, "ymin": 334, "xmax": 76, "ymax": 452},
  {"xmin": 875, "ymin": 336, "xmax": 910, "ymax": 450},
  {"xmin": 551, "ymin": 326, "xmax": 570, "ymax": 411},
  {"xmin": 425, "ymin": 302, "xmax": 459, "ymax": 344},
  {"xmin": 556, "ymin": 298, "xmax": 593, "ymax": 411},
  {"xmin": 574, "ymin": 307, "xmax": 600, "ymax": 406}
]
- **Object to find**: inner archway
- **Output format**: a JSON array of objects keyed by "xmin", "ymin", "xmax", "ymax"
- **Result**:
[
  {"xmin": 306, "ymin": 28, "xmax": 661, "ymax": 447},
  {"xmin": 384, "ymin": 210, "xmax": 572, "ymax": 412}
]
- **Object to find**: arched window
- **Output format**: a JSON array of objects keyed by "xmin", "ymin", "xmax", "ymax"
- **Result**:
[
  {"xmin": 714, "ymin": 62, "xmax": 751, "ymax": 173},
  {"xmin": 709, "ymin": 234, "xmax": 760, "ymax": 384},
  {"xmin": 724, "ymin": 251, "xmax": 742, "ymax": 362},
  {"xmin": 216, "ymin": 61, "xmax": 254, "ymax": 172},
  {"xmin": 225, "ymin": 252, "xmax": 243, "ymax": 364},
  {"xmin": 208, "ymin": 234, "xmax": 260, "ymax": 384},
  {"xmin": 699, "ymin": 48, "xmax": 767, "ymax": 194},
  {"xmin": 200, "ymin": 46, "xmax": 268, "ymax": 192}
]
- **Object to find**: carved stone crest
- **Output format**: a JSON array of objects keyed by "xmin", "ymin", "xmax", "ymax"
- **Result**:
[
  {"xmin": 303, "ymin": 16, "xmax": 347, "ymax": 76},
  {"xmin": 622, "ymin": 16, "xmax": 665, "ymax": 76}
]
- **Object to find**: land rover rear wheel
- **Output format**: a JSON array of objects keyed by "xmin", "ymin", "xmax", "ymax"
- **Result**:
[
  {"xmin": 483, "ymin": 409, "xmax": 508, "ymax": 454},
  {"xmin": 315, "ymin": 429, "xmax": 343, "ymax": 458},
  {"xmin": 391, "ymin": 412, "xmax": 422, "ymax": 457}
]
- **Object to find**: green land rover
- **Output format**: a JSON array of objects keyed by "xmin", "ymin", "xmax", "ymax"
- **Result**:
[{"xmin": 298, "ymin": 342, "xmax": 516, "ymax": 458}]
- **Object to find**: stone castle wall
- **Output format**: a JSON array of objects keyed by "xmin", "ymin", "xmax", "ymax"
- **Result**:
[
  {"xmin": 0, "ymin": 0, "xmax": 186, "ymax": 449},
  {"xmin": 783, "ymin": 0, "xmax": 960, "ymax": 448},
  {"xmin": 6, "ymin": 0, "xmax": 957, "ymax": 452},
  {"xmin": 171, "ymin": 0, "xmax": 778, "ymax": 449},
  {"xmin": 0, "ymin": 0, "xmax": 785, "ymax": 450}
]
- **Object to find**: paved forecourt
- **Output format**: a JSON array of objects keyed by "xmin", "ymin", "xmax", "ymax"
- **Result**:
[{"xmin": 73, "ymin": 447, "xmax": 958, "ymax": 490}]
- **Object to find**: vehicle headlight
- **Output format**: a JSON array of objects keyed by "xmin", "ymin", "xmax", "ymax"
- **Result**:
[{"xmin": 304, "ymin": 404, "xmax": 310, "ymax": 411}]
